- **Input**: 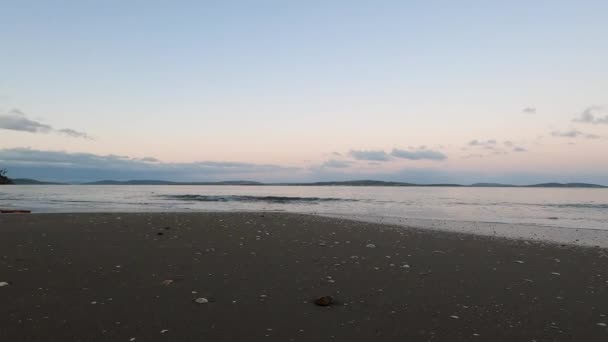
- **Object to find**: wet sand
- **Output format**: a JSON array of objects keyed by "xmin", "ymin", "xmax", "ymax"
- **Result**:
[{"xmin": 1, "ymin": 212, "xmax": 608, "ymax": 341}]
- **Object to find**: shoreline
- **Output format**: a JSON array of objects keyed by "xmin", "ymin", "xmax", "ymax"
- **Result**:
[
  {"xmin": 1, "ymin": 212, "xmax": 608, "ymax": 341},
  {"xmin": 7, "ymin": 209, "xmax": 608, "ymax": 249}
]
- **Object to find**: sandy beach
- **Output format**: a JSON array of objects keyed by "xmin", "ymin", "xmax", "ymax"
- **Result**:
[{"xmin": 1, "ymin": 212, "xmax": 608, "ymax": 341}]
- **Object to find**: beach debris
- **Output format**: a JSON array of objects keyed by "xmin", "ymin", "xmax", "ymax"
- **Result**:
[
  {"xmin": 0, "ymin": 281, "xmax": 10, "ymax": 287},
  {"xmin": 365, "ymin": 243, "xmax": 376, "ymax": 248},
  {"xmin": 194, "ymin": 297, "xmax": 209, "ymax": 304},
  {"xmin": 0, "ymin": 210, "xmax": 31, "ymax": 214},
  {"xmin": 314, "ymin": 296, "xmax": 333, "ymax": 306},
  {"xmin": 160, "ymin": 279, "xmax": 174, "ymax": 286}
]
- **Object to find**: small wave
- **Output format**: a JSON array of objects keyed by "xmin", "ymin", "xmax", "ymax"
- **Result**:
[
  {"xmin": 160, "ymin": 194, "xmax": 356, "ymax": 204},
  {"xmin": 550, "ymin": 203, "xmax": 608, "ymax": 209},
  {"xmin": 449, "ymin": 201, "xmax": 608, "ymax": 209}
]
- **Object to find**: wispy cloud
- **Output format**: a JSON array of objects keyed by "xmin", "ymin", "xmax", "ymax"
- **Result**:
[
  {"xmin": 321, "ymin": 159, "xmax": 352, "ymax": 168},
  {"xmin": 522, "ymin": 107, "xmax": 536, "ymax": 114},
  {"xmin": 572, "ymin": 106, "xmax": 608, "ymax": 125},
  {"xmin": 349, "ymin": 149, "xmax": 390, "ymax": 161},
  {"xmin": 390, "ymin": 148, "xmax": 447, "ymax": 161},
  {"xmin": 57, "ymin": 128, "xmax": 91, "ymax": 139},
  {"xmin": 0, "ymin": 109, "xmax": 91, "ymax": 139},
  {"xmin": 551, "ymin": 129, "xmax": 600, "ymax": 139},
  {"xmin": 469, "ymin": 139, "xmax": 497, "ymax": 149}
]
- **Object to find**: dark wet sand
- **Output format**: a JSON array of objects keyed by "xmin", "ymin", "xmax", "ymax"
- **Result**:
[{"xmin": 1, "ymin": 212, "xmax": 608, "ymax": 341}]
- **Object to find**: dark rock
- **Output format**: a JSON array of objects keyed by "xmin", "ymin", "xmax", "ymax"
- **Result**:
[{"xmin": 314, "ymin": 296, "xmax": 333, "ymax": 306}]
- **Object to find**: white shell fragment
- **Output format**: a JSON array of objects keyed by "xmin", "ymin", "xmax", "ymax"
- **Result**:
[
  {"xmin": 0, "ymin": 281, "xmax": 10, "ymax": 287},
  {"xmin": 194, "ymin": 297, "xmax": 209, "ymax": 304},
  {"xmin": 366, "ymin": 244, "xmax": 376, "ymax": 248}
]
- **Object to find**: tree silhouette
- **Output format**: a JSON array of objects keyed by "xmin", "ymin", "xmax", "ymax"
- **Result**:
[{"xmin": 0, "ymin": 168, "xmax": 13, "ymax": 184}]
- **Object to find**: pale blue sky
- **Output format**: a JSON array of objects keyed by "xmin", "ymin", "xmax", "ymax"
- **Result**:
[{"xmin": 1, "ymin": 1, "xmax": 607, "ymax": 183}]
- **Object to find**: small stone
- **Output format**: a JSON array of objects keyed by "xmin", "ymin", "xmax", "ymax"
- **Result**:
[
  {"xmin": 366, "ymin": 244, "xmax": 376, "ymax": 248},
  {"xmin": 160, "ymin": 280, "xmax": 174, "ymax": 286},
  {"xmin": 551, "ymin": 272, "xmax": 561, "ymax": 276},
  {"xmin": 597, "ymin": 323, "xmax": 607, "ymax": 327},
  {"xmin": 129, "ymin": 338, "xmax": 136, "ymax": 341},
  {"xmin": 0, "ymin": 281, "xmax": 10, "ymax": 287},
  {"xmin": 513, "ymin": 260, "xmax": 524, "ymax": 264},
  {"xmin": 160, "ymin": 329, "xmax": 169, "ymax": 334},
  {"xmin": 314, "ymin": 296, "xmax": 333, "ymax": 306},
  {"xmin": 157, "ymin": 232, "xmax": 164, "ymax": 236},
  {"xmin": 194, "ymin": 297, "xmax": 209, "ymax": 304},
  {"xmin": 450, "ymin": 315, "xmax": 459, "ymax": 319}
]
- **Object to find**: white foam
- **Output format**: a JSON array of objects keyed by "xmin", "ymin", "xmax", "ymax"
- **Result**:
[{"xmin": 319, "ymin": 213, "xmax": 608, "ymax": 248}]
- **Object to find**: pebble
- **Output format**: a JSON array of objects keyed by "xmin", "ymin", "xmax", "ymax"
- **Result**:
[
  {"xmin": 597, "ymin": 323, "xmax": 607, "ymax": 327},
  {"xmin": 315, "ymin": 296, "xmax": 333, "ymax": 306},
  {"xmin": 450, "ymin": 315, "xmax": 459, "ymax": 319},
  {"xmin": 160, "ymin": 329, "xmax": 169, "ymax": 334},
  {"xmin": 366, "ymin": 244, "xmax": 376, "ymax": 248},
  {"xmin": 0, "ymin": 281, "xmax": 10, "ymax": 287},
  {"xmin": 194, "ymin": 297, "xmax": 209, "ymax": 304}
]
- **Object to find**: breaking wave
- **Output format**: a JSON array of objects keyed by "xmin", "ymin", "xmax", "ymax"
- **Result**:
[{"xmin": 160, "ymin": 194, "xmax": 356, "ymax": 204}]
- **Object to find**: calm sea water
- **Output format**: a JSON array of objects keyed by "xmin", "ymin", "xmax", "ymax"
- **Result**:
[{"xmin": 1, "ymin": 185, "xmax": 607, "ymax": 231}]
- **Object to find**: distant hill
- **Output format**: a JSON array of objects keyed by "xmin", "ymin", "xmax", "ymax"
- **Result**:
[
  {"xmin": 285, "ymin": 180, "xmax": 416, "ymax": 186},
  {"xmin": 3, "ymin": 178, "xmax": 607, "ymax": 188},
  {"xmin": 526, "ymin": 183, "xmax": 607, "ymax": 188},
  {"xmin": 84, "ymin": 180, "xmax": 263, "ymax": 186},
  {"xmin": 12, "ymin": 178, "xmax": 65, "ymax": 185},
  {"xmin": 470, "ymin": 183, "xmax": 517, "ymax": 187}
]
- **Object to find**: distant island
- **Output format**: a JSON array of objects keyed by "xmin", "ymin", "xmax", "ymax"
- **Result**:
[{"xmin": 2, "ymin": 178, "xmax": 605, "ymax": 188}]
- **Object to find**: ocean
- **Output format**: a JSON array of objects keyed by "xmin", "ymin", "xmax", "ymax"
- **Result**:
[{"xmin": 2, "ymin": 185, "xmax": 607, "ymax": 246}]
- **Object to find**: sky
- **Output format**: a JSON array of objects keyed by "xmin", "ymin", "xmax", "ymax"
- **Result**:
[{"xmin": 1, "ymin": 0, "xmax": 607, "ymax": 184}]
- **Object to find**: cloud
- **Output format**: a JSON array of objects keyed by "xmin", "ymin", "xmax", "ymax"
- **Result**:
[
  {"xmin": 0, "ymin": 109, "xmax": 91, "ymax": 139},
  {"xmin": 522, "ymin": 107, "xmax": 536, "ymax": 114},
  {"xmin": 462, "ymin": 154, "xmax": 484, "ymax": 159},
  {"xmin": 321, "ymin": 159, "xmax": 352, "ymax": 168},
  {"xmin": 572, "ymin": 106, "xmax": 608, "ymax": 124},
  {"xmin": 349, "ymin": 149, "xmax": 390, "ymax": 161},
  {"xmin": 551, "ymin": 129, "xmax": 600, "ymax": 139},
  {"xmin": 0, "ymin": 109, "xmax": 52, "ymax": 133},
  {"xmin": 57, "ymin": 128, "xmax": 91, "ymax": 139},
  {"xmin": 469, "ymin": 139, "xmax": 497, "ymax": 149},
  {"xmin": 0, "ymin": 148, "xmax": 296, "ymax": 182},
  {"xmin": 390, "ymin": 148, "xmax": 447, "ymax": 161}
]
